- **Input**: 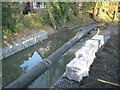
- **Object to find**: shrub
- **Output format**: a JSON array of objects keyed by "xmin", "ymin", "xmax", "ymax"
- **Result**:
[{"xmin": 2, "ymin": 2, "xmax": 20, "ymax": 38}]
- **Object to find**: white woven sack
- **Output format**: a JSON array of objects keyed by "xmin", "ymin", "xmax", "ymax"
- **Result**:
[
  {"xmin": 75, "ymin": 46, "xmax": 97, "ymax": 58},
  {"xmin": 64, "ymin": 58, "xmax": 89, "ymax": 82},
  {"xmin": 91, "ymin": 35, "xmax": 105, "ymax": 48}
]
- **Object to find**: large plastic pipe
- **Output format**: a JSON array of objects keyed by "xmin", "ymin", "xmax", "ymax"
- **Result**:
[{"xmin": 5, "ymin": 24, "xmax": 97, "ymax": 88}]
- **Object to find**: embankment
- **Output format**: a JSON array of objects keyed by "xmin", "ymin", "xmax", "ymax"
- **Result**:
[{"xmin": 0, "ymin": 31, "xmax": 48, "ymax": 60}]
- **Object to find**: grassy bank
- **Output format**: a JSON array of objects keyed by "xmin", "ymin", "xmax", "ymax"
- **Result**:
[{"xmin": 2, "ymin": 8, "xmax": 95, "ymax": 47}]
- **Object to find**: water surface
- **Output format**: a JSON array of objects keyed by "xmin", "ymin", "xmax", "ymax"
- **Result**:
[{"xmin": 2, "ymin": 31, "xmax": 76, "ymax": 88}]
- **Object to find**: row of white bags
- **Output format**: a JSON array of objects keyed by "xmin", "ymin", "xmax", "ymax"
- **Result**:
[{"xmin": 63, "ymin": 35, "xmax": 110, "ymax": 82}]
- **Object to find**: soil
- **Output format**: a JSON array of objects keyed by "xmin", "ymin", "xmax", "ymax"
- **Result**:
[
  {"xmin": 13, "ymin": 26, "xmax": 55, "ymax": 40},
  {"xmin": 53, "ymin": 22, "xmax": 119, "ymax": 88},
  {"xmin": 3, "ymin": 26, "xmax": 55, "ymax": 47},
  {"xmin": 3, "ymin": 11, "xmax": 96, "ymax": 48}
]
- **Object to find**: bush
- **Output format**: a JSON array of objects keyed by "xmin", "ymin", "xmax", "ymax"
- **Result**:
[{"xmin": 2, "ymin": 2, "xmax": 20, "ymax": 38}]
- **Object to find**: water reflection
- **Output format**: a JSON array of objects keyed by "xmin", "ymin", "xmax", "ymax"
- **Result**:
[
  {"xmin": 2, "ymin": 51, "xmax": 43, "ymax": 87},
  {"xmin": 20, "ymin": 51, "xmax": 42, "ymax": 72},
  {"xmin": 2, "ymin": 31, "xmax": 76, "ymax": 88},
  {"xmin": 28, "ymin": 54, "xmax": 74, "ymax": 88}
]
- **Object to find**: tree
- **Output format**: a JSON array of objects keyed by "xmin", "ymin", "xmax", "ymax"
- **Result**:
[
  {"xmin": 2, "ymin": 2, "xmax": 20, "ymax": 37},
  {"xmin": 46, "ymin": 2, "xmax": 57, "ymax": 30},
  {"xmin": 93, "ymin": 1, "xmax": 119, "ymax": 22},
  {"xmin": 46, "ymin": 2, "xmax": 72, "ymax": 30}
]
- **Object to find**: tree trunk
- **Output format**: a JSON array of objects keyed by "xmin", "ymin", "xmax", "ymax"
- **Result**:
[{"xmin": 46, "ymin": 3, "xmax": 57, "ymax": 30}]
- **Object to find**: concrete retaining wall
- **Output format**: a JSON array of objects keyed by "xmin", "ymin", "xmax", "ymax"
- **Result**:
[{"xmin": 0, "ymin": 31, "xmax": 48, "ymax": 60}]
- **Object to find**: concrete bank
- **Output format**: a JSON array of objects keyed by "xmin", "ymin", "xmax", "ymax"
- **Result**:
[{"xmin": 0, "ymin": 31, "xmax": 48, "ymax": 60}]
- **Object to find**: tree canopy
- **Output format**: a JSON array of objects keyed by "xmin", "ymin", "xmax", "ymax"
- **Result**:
[{"xmin": 2, "ymin": 2, "xmax": 119, "ymax": 39}]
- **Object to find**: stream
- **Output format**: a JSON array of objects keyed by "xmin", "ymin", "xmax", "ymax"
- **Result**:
[{"xmin": 2, "ymin": 30, "xmax": 76, "ymax": 88}]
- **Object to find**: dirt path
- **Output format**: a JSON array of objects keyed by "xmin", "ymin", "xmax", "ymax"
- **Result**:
[{"xmin": 53, "ymin": 22, "xmax": 119, "ymax": 88}]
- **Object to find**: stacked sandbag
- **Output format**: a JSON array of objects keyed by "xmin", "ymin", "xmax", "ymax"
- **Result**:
[
  {"xmin": 63, "ymin": 35, "xmax": 110, "ymax": 82},
  {"xmin": 64, "ymin": 58, "xmax": 89, "ymax": 82},
  {"xmin": 91, "ymin": 35, "xmax": 105, "ymax": 48}
]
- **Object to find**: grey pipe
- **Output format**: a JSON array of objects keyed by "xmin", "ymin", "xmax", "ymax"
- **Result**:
[{"xmin": 5, "ymin": 24, "xmax": 97, "ymax": 88}]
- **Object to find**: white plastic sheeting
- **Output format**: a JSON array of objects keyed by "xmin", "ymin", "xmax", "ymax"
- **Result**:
[
  {"xmin": 84, "ymin": 39, "xmax": 99, "ymax": 48},
  {"xmin": 64, "ymin": 35, "xmax": 110, "ymax": 82},
  {"xmin": 75, "ymin": 46, "xmax": 97, "ymax": 59},
  {"xmin": 91, "ymin": 35, "xmax": 105, "ymax": 48},
  {"xmin": 64, "ymin": 58, "xmax": 89, "ymax": 82}
]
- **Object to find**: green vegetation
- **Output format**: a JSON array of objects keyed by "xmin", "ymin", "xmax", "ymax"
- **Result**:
[
  {"xmin": 93, "ymin": 2, "xmax": 119, "ymax": 22},
  {"xmin": 2, "ymin": 2, "xmax": 119, "ymax": 40},
  {"xmin": 2, "ymin": 3, "xmax": 20, "ymax": 37}
]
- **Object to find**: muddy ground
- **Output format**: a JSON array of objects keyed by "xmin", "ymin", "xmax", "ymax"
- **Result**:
[{"xmin": 53, "ymin": 22, "xmax": 119, "ymax": 88}]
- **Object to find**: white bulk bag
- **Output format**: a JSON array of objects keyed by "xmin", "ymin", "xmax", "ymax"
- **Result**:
[
  {"xmin": 84, "ymin": 39, "xmax": 99, "ymax": 48},
  {"xmin": 64, "ymin": 58, "xmax": 89, "ymax": 82},
  {"xmin": 84, "ymin": 39, "xmax": 99, "ymax": 52},
  {"xmin": 75, "ymin": 46, "xmax": 97, "ymax": 59},
  {"xmin": 91, "ymin": 35, "xmax": 105, "ymax": 48}
]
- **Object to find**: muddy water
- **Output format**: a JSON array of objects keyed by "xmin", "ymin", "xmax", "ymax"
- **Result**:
[
  {"xmin": 2, "ymin": 31, "xmax": 76, "ymax": 88},
  {"xmin": 27, "ymin": 54, "xmax": 74, "ymax": 88}
]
